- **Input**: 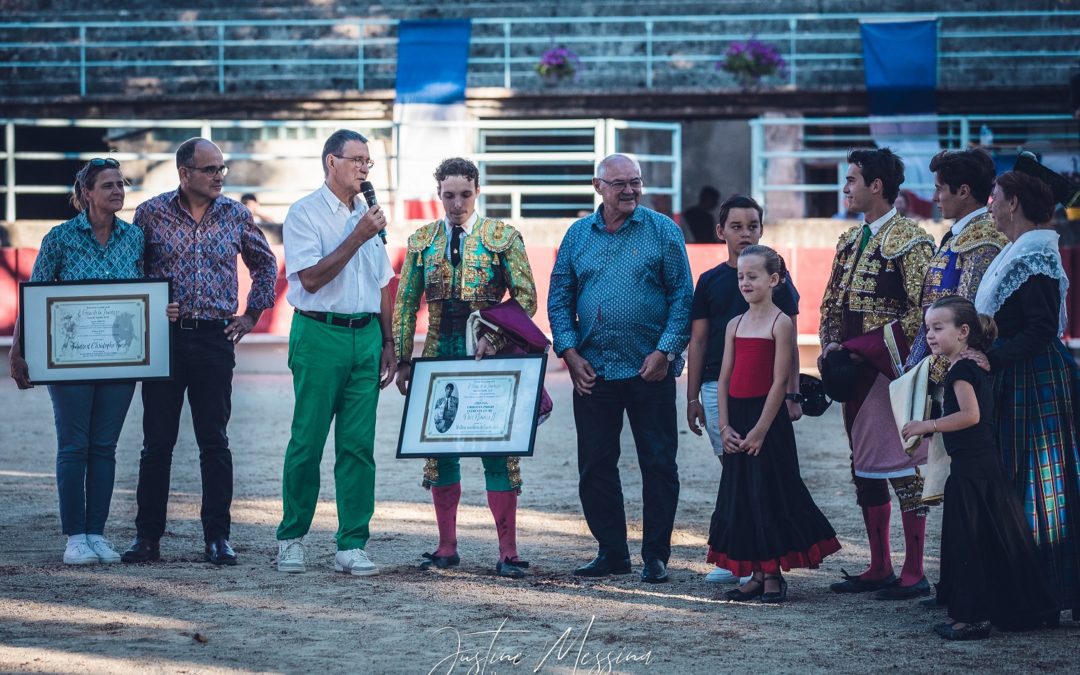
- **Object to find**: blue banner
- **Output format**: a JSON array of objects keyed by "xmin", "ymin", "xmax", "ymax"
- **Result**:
[
  {"xmin": 860, "ymin": 20, "xmax": 937, "ymax": 115},
  {"xmin": 395, "ymin": 20, "xmax": 472, "ymax": 104}
]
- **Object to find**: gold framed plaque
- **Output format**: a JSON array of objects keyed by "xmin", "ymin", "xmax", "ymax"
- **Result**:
[
  {"xmin": 397, "ymin": 354, "xmax": 546, "ymax": 458},
  {"xmin": 19, "ymin": 279, "xmax": 173, "ymax": 383}
]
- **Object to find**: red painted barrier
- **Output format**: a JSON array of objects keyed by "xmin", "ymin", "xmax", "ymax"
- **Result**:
[
  {"xmin": 5, "ymin": 245, "xmax": 1078, "ymax": 341},
  {"xmin": 0, "ymin": 248, "xmax": 18, "ymax": 335}
]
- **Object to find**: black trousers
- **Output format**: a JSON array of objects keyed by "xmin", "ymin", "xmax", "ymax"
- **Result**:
[
  {"xmin": 572, "ymin": 373, "xmax": 680, "ymax": 563},
  {"xmin": 135, "ymin": 325, "xmax": 235, "ymax": 543}
]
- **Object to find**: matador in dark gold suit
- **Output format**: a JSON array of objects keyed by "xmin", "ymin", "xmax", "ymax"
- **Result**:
[
  {"xmin": 821, "ymin": 148, "xmax": 936, "ymax": 599},
  {"xmin": 392, "ymin": 157, "xmax": 537, "ymax": 578}
]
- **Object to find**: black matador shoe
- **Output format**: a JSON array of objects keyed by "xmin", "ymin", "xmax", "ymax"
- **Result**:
[
  {"xmin": 419, "ymin": 552, "xmax": 460, "ymax": 570},
  {"xmin": 495, "ymin": 558, "xmax": 529, "ymax": 578}
]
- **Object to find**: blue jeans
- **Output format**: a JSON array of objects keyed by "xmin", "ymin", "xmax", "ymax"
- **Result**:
[
  {"xmin": 48, "ymin": 382, "xmax": 136, "ymax": 535},
  {"xmin": 699, "ymin": 381, "xmax": 725, "ymax": 455}
]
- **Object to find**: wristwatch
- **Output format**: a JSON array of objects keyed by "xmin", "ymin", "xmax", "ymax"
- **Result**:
[
  {"xmin": 784, "ymin": 392, "xmax": 805, "ymax": 403},
  {"xmin": 660, "ymin": 350, "xmax": 676, "ymax": 362}
]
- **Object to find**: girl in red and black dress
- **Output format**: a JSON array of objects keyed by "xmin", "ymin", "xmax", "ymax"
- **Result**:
[{"xmin": 708, "ymin": 245, "xmax": 840, "ymax": 603}]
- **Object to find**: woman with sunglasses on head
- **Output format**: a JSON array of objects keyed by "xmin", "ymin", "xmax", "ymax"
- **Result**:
[{"xmin": 9, "ymin": 158, "xmax": 173, "ymax": 565}]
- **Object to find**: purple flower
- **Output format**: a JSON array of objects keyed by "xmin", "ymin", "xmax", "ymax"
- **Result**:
[
  {"xmin": 718, "ymin": 38, "xmax": 785, "ymax": 83},
  {"xmin": 536, "ymin": 45, "xmax": 581, "ymax": 80}
]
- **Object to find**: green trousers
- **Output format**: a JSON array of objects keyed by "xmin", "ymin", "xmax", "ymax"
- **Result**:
[
  {"xmin": 426, "ymin": 456, "xmax": 516, "ymax": 491},
  {"xmin": 276, "ymin": 312, "xmax": 381, "ymax": 550}
]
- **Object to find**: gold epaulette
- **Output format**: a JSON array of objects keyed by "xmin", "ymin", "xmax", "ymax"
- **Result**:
[
  {"xmin": 835, "ymin": 224, "xmax": 862, "ymax": 252},
  {"xmin": 406, "ymin": 221, "xmax": 441, "ymax": 254},
  {"xmin": 950, "ymin": 212, "xmax": 1008, "ymax": 254},
  {"xmin": 478, "ymin": 218, "xmax": 522, "ymax": 253},
  {"xmin": 881, "ymin": 215, "xmax": 934, "ymax": 259}
]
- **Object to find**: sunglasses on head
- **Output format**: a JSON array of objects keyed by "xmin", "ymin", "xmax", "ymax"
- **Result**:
[{"xmin": 88, "ymin": 158, "xmax": 120, "ymax": 168}]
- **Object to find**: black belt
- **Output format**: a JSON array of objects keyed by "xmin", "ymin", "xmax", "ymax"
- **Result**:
[
  {"xmin": 177, "ymin": 317, "xmax": 229, "ymax": 331},
  {"xmin": 296, "ymin": 309, "xmax": 374, "ymax": 329}
]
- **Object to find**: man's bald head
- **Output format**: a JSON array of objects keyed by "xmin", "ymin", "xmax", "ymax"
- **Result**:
[
  {"xmin": 176, "ymin": 137, "xmax": 220, "ymax": 169},
  {"xmin": 596, "ymin": 154, "xmax": 641, "ymax": 180}
]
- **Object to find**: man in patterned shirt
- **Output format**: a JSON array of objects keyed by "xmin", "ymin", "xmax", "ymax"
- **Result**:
[
  {"xmin": 122, "ymin": 138, "xmax": 278, "ymax": 566},
  {"xmin": 548, "ymin": 154, "xmax": 694, "ymax": 584}
]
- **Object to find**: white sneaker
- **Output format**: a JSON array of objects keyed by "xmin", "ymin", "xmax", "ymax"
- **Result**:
[
  {"xmin": 705, "ymin": 567, "xmax": 739, "ymax": 584},
  {"xmin": 334, "ymin": 548, "xmax": 378, "ymax": 576},
  {"xmin": 85, "ymin": 536, "xmax": 120, "ymax": 563},
  {"xmin": 277, "ymin": 538, "xmax": 306, "ymax": 573},
  {"xmin": 63, "ymin": 537, "xmax": 98, "ymax": 565}
]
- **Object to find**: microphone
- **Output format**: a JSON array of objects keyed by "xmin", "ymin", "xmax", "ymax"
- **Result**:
[{"xmin": 359, "ymin": 180, "xmax": 387, "ymax": 244}]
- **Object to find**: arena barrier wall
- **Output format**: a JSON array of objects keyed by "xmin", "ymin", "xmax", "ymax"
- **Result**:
[{"xmin": 4, "ymin": 244, "xmax": 1078, "ymax": 343}]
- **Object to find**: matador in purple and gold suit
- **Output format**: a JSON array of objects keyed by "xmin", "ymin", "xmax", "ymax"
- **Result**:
[{"xmin": 904, "ymin": 207, "xmax": 1007, "ymax": 383}]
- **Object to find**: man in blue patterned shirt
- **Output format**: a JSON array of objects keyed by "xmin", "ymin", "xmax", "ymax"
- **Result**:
[
  {"xmin": 122, "ymin": 137, "xmax": 278, "ymax": 567},
  {"xmin": 548, "ymin": 153, "xmax": 693, "ymax": 583}
]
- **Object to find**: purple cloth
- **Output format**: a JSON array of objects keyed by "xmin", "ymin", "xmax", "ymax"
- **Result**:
[{"xmin": 478, "ymin": 298, "xmax": 553, "ymax": 418}]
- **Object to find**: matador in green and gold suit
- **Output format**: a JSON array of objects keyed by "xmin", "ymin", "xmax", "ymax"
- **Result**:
[{"xmin": 393, "ymin": 210, "xmax": 537, "ymax": 576}]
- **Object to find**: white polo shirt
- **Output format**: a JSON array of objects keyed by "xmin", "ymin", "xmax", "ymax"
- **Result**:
[{"xmin": 283, "ymin": 183, "xmax": 394, "ymax": 314}]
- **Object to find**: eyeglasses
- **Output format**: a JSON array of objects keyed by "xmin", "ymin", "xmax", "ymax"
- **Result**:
[
  {"xmin": 89, "ymin": 158, "xmax": 120, "ymax": 168},
  {"xmin": 597, "ymin": 177, "xmax": 644, "ymax": 191},
  {"xmin": 185, "ymin": 165, "xmax": 229, "ymax": 177},
  {"xmin": 333, "ymin": 154, "xmax": 375, "ymax": 169}
]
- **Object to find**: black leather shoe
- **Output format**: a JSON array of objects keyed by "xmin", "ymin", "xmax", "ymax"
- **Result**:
[
  {"xmin": 829, "ymin": 569, "xmax": 898, "ymax": 593},
  {"xmin": 121, "ymin": 538, "xmax": 160, "ymax": 563},
  {"xmin": 573, "ymin": 552, "xmax": 632, "ymax": 577},
  {"xmin": 496, "ymin": 558, "xmax": 528, "ymax": 579},
  {"xmin": 761, "ymin": 575, "xmax": 789, "ymax": 603},
  {"xmin": 934, "ymin": 621, "xmax": 991, "ymax": 641},
  {"xmin": 875, "ymin": 577, "xmax": 931, "ymax": 600},
  {"xmin": 419, "ymin": 552, "xmax": 460, "ymax": 570},
  {"xmin": 205, "ymin": 538, "xmax": 237, "ymax": 566},
  {"xmin": 725, "ymin": 577, "xmax": 765, "ymax": 602},
  {"xmin": 640, "ymin": 559, "xmax": 669, "ymax": 584}
]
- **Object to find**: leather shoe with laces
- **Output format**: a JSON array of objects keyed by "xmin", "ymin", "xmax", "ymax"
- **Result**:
[
  {"xmin": 573, "ymin": 552, "xmax": 631, "ymax": 577},
  {"xmin": 121, "ymin": 538, "xmax": 160, "ymax": 564},
  {"xmin": 641, "ymin": 559, "xmax": 669, "ymax": 584},
  {"xmin": 205, "ymin": 538, "xmax": 237, "ymax": 566}
]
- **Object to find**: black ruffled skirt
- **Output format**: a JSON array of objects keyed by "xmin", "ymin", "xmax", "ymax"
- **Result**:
[
  {"xmin": 937, "ymin": 449, "xmax": 1058, "ymax": 628},
  {"xmin": 706, "ymin": 395, "xmax": 840, "ymax": 575}
]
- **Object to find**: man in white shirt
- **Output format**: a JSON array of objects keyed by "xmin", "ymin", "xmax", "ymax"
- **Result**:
[{"xmin": 275, "ymin": 129, "xmax": 397, "ymax": 576}]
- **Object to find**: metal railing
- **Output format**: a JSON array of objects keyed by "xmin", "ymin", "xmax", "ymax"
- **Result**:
[
  {"xmin": 749, "ymin": 113, "xmax": 1080, "ymax": 216},
  {"xmin": 0, "ymin": 117, "xmax": 681, "ymax": 224},
  {"xmin": 0, "ymin": 11, "xmax": 1077, "ymax": 96}
]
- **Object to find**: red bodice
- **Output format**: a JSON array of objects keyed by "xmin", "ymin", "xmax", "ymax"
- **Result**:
[{"xmin": 729, "ymin": 337, "xmax": 775, "ymax": 398}]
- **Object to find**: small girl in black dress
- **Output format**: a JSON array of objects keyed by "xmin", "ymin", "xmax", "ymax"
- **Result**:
[{"xmin": 902, "ymin": 296, "xmax": 1058, "ymax": 640}]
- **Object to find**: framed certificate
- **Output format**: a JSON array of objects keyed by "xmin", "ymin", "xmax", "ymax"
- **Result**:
[
  {"xmin": 19, "ymin": 278, "xmax": 173, "ymax": 384},
  {"xmin": 396, "ymin": 353, "xmax": 547, "ymax": 458}
]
